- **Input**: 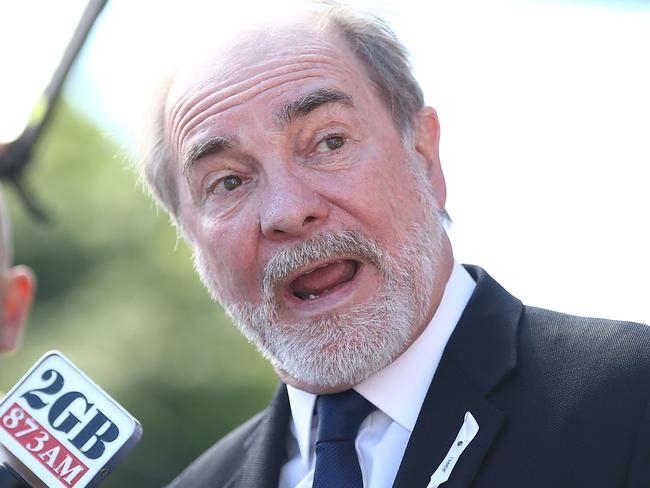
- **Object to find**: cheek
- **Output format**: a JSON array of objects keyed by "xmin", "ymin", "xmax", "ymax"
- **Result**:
[
  {"xmin": 198, "ymin": 215, "xmax": 263, "ymax": 300},
  {"xmin": 179, "ymin": 170, "xmax": 264, "ymax": 302},
  {"xmin": 326, "ymin": 146, "xmax": 421, "ymax": 243}
]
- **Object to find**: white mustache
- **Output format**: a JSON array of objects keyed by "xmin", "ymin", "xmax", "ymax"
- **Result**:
[{"xmin": 261, "ymin": 230, "xmax": 385, "ymax": 307}]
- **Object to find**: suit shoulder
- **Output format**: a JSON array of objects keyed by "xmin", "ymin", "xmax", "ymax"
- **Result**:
[
  {"xmin": 165, "ymin": 411, "xmax": 266, "ymax": 488},
  {"xmin": 523, "ymin": 306, "xmax": 650, "ymax": 348},
  {"xmin": 521, "ymin": 306, "xmax": 650, "ymax": 378}
]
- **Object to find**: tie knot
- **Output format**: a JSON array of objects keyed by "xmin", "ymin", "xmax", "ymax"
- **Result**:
[{"xmin": 316, "ymin": 389, "xmax": 375, "ymax": 443}]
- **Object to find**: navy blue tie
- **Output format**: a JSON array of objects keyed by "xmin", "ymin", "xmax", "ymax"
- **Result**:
[{"xmin": 312, "ymin": 389, "xmax": 375, "ymax": 488}]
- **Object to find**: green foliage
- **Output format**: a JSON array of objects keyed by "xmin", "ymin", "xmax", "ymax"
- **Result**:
[{"xmin": 1, "ymin": 101, "xmax": 277, "ymax": 486}]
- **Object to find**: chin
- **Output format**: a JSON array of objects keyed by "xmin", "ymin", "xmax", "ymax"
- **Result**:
[
  {"xmin": 228, "ymin": 266, "xmax": 420, "ymax": 388},
  {"xmin": 198, "ymin": 208, "xmax": 447, "ymax": 389}
]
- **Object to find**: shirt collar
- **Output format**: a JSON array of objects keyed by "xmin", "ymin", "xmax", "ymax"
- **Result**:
[
  {"xmin": 286, "ymin": 261, "xmax": 476, "ymax": 466},
  {"xmin": 286, "ymin": 385, "xmax": 317, "ymax": 467}
]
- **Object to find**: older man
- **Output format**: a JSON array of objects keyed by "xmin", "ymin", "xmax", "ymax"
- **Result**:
[
  {"xmin": 0, "ymin": 189, "xmax": 34, "ymax": 354},
  {"xmin": 138, "ymin": 5, "xmax": 650, "ymax": 488}
]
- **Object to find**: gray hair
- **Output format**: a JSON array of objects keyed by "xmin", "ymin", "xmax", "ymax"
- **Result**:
[
  {"xmin": 321, "ymin": 4, "xmax": 424, "ymax": 136},
  {"xmin": 137, "ymin": 3, "xmax": 425, "ymax": 220}
]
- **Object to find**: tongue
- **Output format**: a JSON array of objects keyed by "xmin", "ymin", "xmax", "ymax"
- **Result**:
[{"xmin": 290, "ymin": 260, "xmax": 357, "ymax": 297}]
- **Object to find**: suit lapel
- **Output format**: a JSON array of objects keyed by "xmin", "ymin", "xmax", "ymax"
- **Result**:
[
  {"xmin": 224, "ymin": 384, "xmax": 291, "ymax": 488},
  {"xmin": 393, "ymin": 266, "xmax": 522, "ymax": 488},
  {"xmin": 392, "ymin": 357, "xmax": 504, "ymax": 488}
]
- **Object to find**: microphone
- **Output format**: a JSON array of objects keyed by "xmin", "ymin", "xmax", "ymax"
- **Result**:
[
  {"xmin": 0, "ymin": 454, "xmax": 30, "ymax": 488},
  {"xmin": 0, "ymin": 351, "xmax": 142, "ymax": 487}
]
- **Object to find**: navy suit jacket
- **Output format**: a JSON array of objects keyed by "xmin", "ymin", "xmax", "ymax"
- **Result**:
[{"xmin": 167, "ymin": 266, "xmax": 650, "ymax": 487}]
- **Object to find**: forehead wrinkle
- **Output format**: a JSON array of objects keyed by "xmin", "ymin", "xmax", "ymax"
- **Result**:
[
  {"xmin": 168, "ymin": 51, "xmax": 356, "ymax": 153},
  {"xmin": 172, "ymin": 64, "xmax": 355, "ymax": 156},
  {"xmin": 171, "ymin": 57, "xmax": 347, "ymax": 147},
  {"xmin": 177, "ymin": 72, "xmax": 336, "ymax": 161},
  {"xmin": 168, "ymin": 50, "xmax": 338, "ymax": 140},
  {"xmin": 169, "ymin": 52, "xmax": 323, "ymax": 131},
  {"xmin": 174, "ymin": 68, "xmax": 322, "ymax": 154}
]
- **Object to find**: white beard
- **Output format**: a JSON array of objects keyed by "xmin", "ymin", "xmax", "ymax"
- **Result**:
[{"xmin": 193, "ymin": 168, "xmax": 447, "ymax": 388}]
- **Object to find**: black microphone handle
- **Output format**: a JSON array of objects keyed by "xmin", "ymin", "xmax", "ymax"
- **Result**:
[{"xmin": 0, "ymin": 465, "xmax": 30, "ymax": 488}]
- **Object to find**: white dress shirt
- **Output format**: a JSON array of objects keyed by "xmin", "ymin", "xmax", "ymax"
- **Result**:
[{"xmin": 278, "ymin": 261, "xmax": 476, "ymax": 488}]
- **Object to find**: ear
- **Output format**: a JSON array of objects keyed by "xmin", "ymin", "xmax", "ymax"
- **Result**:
[
  {"xmin": 1, "ymin": 265, "xmax": 36, "ymax": 353},
  {"xmin": 413, "ymin": 106, "xmax": 447, "ymax": 209}
]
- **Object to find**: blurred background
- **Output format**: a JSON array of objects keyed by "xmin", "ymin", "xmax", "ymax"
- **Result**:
[{"xmin": 1, "ymin": 0, "xmax": 648, "ymax": 485}]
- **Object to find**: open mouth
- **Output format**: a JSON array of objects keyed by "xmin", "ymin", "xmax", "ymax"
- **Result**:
[{"xmin": 289, "ymin": 259, "xmax": 360, "ymax": 300}]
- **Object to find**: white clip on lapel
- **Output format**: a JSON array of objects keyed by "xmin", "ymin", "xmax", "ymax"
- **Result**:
[{"xmin": 426, "ymin": 412, "xmax": 479, "ymax": 488}]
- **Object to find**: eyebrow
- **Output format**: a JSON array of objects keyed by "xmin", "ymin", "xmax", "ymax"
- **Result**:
[
  {"xmin": 275, "ymin": 88, "xmax": 353, "ymax": 127},
  {"xmin": 183, "ymin": 88, "xmax": 353, "ymax": 173},
  {"xmin": 184, "ymin": 136, "xmax": 237, "ymax": 174}
]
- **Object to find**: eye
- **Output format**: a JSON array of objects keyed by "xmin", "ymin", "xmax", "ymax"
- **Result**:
[
  {"xmin": 222, "ymin": 175, "xmax": 242, "ymax": 191},
  {"xmin": 315, "ymin": 134, "xmax": 345, "ymax": 153},
  {"xmin": 208, "ymin": 174, "xmax": 245, "ymax": 194}
]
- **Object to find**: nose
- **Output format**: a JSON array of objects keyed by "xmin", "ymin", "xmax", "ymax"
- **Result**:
[{"xmin": 259, "ymin": 172, "xmax": 329, "ymax": 240}]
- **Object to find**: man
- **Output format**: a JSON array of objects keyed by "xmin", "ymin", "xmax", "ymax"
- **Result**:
[
  {"xmin": 137, "ymin": 4, "xmax": 650, "ymax": 487},
  {"xmin": 0, "ymin": 188, "xmax": 34, "ymax": 354}
]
